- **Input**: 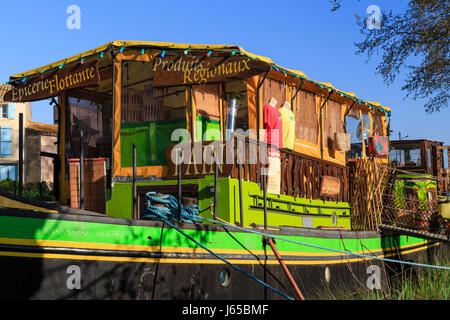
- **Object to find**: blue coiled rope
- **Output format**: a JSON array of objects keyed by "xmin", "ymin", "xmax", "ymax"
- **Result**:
[{"xmin": 142, "ymin": 192, "xmax": 200, "ymax": 224}]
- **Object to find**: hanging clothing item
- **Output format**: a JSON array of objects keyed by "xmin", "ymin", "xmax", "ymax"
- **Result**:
[
  {"xmin": 279, "ymin": 106, "xmax": 295, "ymax": 150},
  {"xmin": 263, "ymin": 104, "xmax": 283, "ymax": 152}
]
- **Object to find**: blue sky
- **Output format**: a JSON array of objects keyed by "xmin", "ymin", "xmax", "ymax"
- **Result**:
[{"xmin": 1, "ymin": 0, "xmax": 448, "ymax": 144}]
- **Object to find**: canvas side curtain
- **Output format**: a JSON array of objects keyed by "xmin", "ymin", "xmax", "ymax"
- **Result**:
[
  {"xmin": 261, "ymin": 78, "xmax": 286, "ymax": 108},
  {"xmin": 193, "ymin": 84, "xmax": 221, "ymax": 141},
  {"xmin": 120, "ymin": 60, "xmax": 189, "ymax": 168},
  {"xmin": 193, "ymin": 84, "xmax": 220, "ymax": 120},
  {"xmin": 324, "ymin": 99, "xmax": 344, "ymax": 149},
  {"xmin": 294, "ymin": 90, "xmax": 318, "ymax": 144},
  {"xmin": 121, "ymin": 85, "xmax": 166, "ymax": 123},
  {"xmin": 372, "ymin": 112, "xmax": 385, "ymax": 136},
  {"xmin": 66, "ymin": 92, "xmax": 112, "ymax": 161},
  {"xmin": 120, "ymin": 119, "xmax": 187, "ymax": 167},
  {"xmin": 120, "ymin": 84, "xmax": 188, "ymax": 167}
]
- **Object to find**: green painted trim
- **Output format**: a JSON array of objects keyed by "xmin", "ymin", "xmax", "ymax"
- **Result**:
[
  {"xmin": 107, "ymin": 176, "xmax": 349, "ymax": 230},
  {"xmin": 0, "ymin": 214, "xmax": 430, "ymax": 257}
]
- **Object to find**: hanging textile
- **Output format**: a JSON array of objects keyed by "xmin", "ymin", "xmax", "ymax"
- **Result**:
[
  {"xmin": 279, "ymin": 105, "xmax": 295, "ymax": 150},
  {"xmin": 263, "ymin": 103, "xmax": 283, "ymax": 151}
]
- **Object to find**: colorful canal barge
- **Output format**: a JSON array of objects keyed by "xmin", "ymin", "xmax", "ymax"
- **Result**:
[{"xmin": 0, "ymin": 41, "xmax": 446, "ymax": 300}]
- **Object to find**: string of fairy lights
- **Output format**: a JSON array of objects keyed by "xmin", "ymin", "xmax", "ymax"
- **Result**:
[{"xmin": 1, "ymin": 44, "xmax": 391, "ymax": 119}]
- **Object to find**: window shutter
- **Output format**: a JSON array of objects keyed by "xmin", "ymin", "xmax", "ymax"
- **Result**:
[
  {"xmin": 0, "ymin": 127, "xmax": 12, "ymax": 158},
  {"xmin": 7, "ymin": 104, "xmax": 15, "ymax": 119},
  {"xmin": 0, "ymin": 126, "xmax": 4, "ymax": 157}
]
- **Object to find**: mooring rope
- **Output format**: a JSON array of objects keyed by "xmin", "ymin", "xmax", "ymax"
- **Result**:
[
  {"xmin": 142, "ymin": 192, "xmax": 295, "ymax": 300},
  {"xmin": 195, "ymin": 215, "xmax": 450, "ymax": 271},
  {"xmin": 142, "ymin": 192, "xmax": 450, "ymax": 273}
]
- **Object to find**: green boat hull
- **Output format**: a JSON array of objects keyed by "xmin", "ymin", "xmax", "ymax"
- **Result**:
[{"xmin": 0, "ymin": 206, "xmax": 445, "ymax": 300}]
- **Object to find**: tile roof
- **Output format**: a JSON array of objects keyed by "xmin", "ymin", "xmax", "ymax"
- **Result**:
[{"xmin": 27, "ymin": 121, "xmax": 58, "ymax": 135}]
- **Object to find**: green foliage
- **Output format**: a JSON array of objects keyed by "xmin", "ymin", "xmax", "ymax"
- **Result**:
[
  {"xmin": 394, "ymin": 180, "xmax": 407, "ymax": 208},
  {"xmin": 332, "ymin": 0, "xmax": 449, "ymax": 113},
  {"xmin": 0, "ymin": 179, "xmax": 56, "ymax": 201},
  {"xmin": 314, "ymin": 255, "xmax": 450, "ymax": 300}
]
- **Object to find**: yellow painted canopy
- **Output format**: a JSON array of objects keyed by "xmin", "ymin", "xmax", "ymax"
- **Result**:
[{"xmin": 8, "ymin": 40, "xmax": 391, "ymax": 114}]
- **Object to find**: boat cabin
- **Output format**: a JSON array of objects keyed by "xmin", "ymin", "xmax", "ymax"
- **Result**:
[
  {"xmin": 2, "ymin": 41, "xmax": 392, "ymax": 230},
  {"xmin": 390, "ymin": 139, "xmax": 449, "ymax": 195}
]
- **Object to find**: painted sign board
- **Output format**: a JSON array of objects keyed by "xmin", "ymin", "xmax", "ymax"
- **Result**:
[
  {"xmin": 320, "ymin": 175, "xmax": 341, "ymax": 197},
  {"xmin": 153, "ymin": 55, "xmax": 270, "ymax": 87},
  {"xmin": 3, "ymin": 61, "xmax": 100, "ymax": 103}
]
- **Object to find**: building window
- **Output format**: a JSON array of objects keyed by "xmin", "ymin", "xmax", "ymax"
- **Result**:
[
  {"xmin": 0, "ymin": 104, "xmax": 15, "ymax": 119},
  {"xmin": 441, "ymin": 148, "xmax": 449, "ymax": 169},
  {"xmin": 0, "ymin": 164, "xmax": 17, "ymax": 181},
  {"xmin": 1, "ymin": 105, "xmax": 7, "ymax": 118},
  {"xmin": 389, "ymin": 143, "xmax": 422, "ymax": 167},
  {"xmin": 428, "ymin": 148, "xmax": 432, "ymax": 169},
  {"xmin": 0, "ymin": 127, "xmax": 12, "ymax": 158}
]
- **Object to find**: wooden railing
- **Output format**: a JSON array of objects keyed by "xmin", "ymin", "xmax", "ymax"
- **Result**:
[
  {"xmin": 230, "ymin": 135, "xmax": 267, "ymax": 186},
  {"xmin": 279, "ymin": 149, "xmax": 350, "ymax": 203},
  {"xmin": 230, "ymin": 135, "xmax": 350, "ymax": 203}
]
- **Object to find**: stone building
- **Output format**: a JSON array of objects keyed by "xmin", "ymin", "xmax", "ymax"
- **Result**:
[
  {"xmin": 0, "ymin": 84, "xmax": 58, "ymax": 185},
  {"xmin": 0, "ymin": 85, "xmax": 32, "ymax": 181},
  {"xmin": 25, "ymin": 121, "xmax": 58, "ymax": 185}
]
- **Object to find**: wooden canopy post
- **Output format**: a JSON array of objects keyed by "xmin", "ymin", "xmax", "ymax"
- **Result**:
[
  {"xmin": 79, "ymin": 128, "xmax": 84, "ymax": 209},
  {"xmin": 189, "ymin": 85, "xmax": 195, "ymax": 142},
  {"xmin": 213, "ymin": 159, "xmax": 218, "ymax": 224},
  {"xmin": 18, "ymin": 113, "xmax": 23, "ymax": 196},
  {"xmin": 238, "ymin": 137, "xmax": 244, "ymax": 227},
  {"xmin": 256, "ymin": 72, "xmax": 269, "ymax": 142},
  {"xmin": 177, "ymin": 149, "xmax": 182, "ymax": 223},
  {"xmin": 132, "ymin": 143, "xmax": 137, "ymax": 219}
]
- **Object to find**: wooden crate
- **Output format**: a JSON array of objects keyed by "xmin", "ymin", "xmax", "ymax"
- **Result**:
[{"xmin": 69, "ymin": 158, "xmax": 106, "ymax": 214}]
